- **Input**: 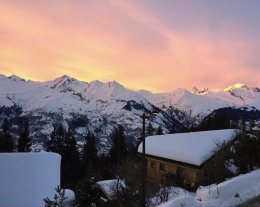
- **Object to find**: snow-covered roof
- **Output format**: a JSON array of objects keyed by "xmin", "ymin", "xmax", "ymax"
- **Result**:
[
  {"xmin": 138, "ymin": 129, "xmax": 239, "ymax": 166},
  {"xmin": 0, "ymin": 152, "xmax": 61, "ymax": 207},
  {"xmin": 96, "ymin": 179, "xmax": 126, "ymax": 200}
]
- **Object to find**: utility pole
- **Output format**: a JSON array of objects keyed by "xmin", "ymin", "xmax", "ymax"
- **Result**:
[
  {"xmin": 141, "ymin": 114, "xmax": 146, "ymax": 207},
  {"xmin": 141, "ymin": 112, "xmax": 158, "ymax": 207}
]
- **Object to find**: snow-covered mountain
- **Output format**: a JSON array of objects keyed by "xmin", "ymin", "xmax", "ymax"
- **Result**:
[
  {"xmin": 139, "ymin": 84, "xmax": 260, "ymax": 126},
  {"xmin": 0, "ymin": 74, "xmax": 184, "ymax": 150},
  {"xmin": 0, "ymin": 74, "xmax": 259, "ymax": 150}
]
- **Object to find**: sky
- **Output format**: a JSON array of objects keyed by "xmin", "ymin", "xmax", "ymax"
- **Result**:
[{"xmin": 0, "ymin": 0, "xmax": 259, "ymax": 92}]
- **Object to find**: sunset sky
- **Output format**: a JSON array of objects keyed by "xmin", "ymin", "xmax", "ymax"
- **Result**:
[{"xmin": 0, "ymin": 0, "xmax": 259, "ymax": 92}]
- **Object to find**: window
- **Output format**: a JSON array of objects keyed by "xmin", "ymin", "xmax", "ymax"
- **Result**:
[
  {"xmin": 176, "ymin": 167, "xmax": 185, "ymax": 179},
  {"xmin": 159, "ymin": 163, "xmax": 165, "ymax": 171},
  {"xmin": 151, "ymin": 161, "xmax": 156, "ymax": 168}
]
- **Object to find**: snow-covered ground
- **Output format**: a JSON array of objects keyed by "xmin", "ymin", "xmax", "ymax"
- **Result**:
[
  {"xmin": 148, "ymin": 187, "xmax": 195, "ymax": 207},
  {"xmin": 96, "ymin": 179, "xmax": 126, "ymax": 200},
  {"xmin": 157, "ymin": 169, "xmax": 260, "ymax": 207}
]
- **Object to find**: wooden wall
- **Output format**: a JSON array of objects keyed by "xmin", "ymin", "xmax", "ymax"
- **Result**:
[{"xmin": 146, "ymin": 157, "xmax": 200, "ymax": 185}]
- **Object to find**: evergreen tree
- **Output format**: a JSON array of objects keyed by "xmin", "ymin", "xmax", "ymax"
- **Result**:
[
  {"xmin": 108, "ymin": 125, "xmax": 127, "ymax": 166},
  {"xmin": 45, "ymin": 123, "xmax": 66, "ymax": 154},
  {"xmin": 156, "ymin": 126, "xmax": 163, "ymax": 135},
  {"xmin": 43, "ymin": 186, "xmax": 65, "ymax": 207},
  {"xmin": 146, "ymin": 122, "xmax": 154, "ymax": 136},
  {"xmin": 0, "ymin": 118, "xmax": 14, "ymax": 152},
  {"xmin": 233, "ymin": 131, "xmax": 260, "ymax": 173},
  {"xmin": 82, "ymin": 132, "xmax": 98, "ymax": 169},
  {"xmin": 62, "ymin": 128, "xmax": 82, "ymax": 189},
  {"xmin": 201, "ymin": 140, "xmax": 233, "ymax": 185},
  {"xmin": 46, "ymin": 124, "xmax": 81, "ymax": 189},
  {"xmin": 75, "ymin": 177, "xmax": 99, "ymax": 207},
  {"xmin": 18, "ymin": 118, "xmax": 31, "ymax": 152}
]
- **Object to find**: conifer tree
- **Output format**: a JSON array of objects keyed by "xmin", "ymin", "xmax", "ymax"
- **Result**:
[
  {"xmin": 108, "ymin": 125, "xmax": 127, "ymax": 166},
  {"xmin": 146, "ymin": 122, "xmax": 154, "ymax": 136},
  {"xmin": 18, "ymin": 118, "xmax": 31, "ymax": 152},
  {"xmin": 82, "ymin": 132, "xmax": 98, "ymax": 171},
  {"xmin": 62, "ymin": 128, "xmax": 82, "ymax": 189},
  {"xmin": 0, "ymin": 118, "xmax": 14, "ymax": 152},
  {"xmin": 45, "ymin": 123, "xmax": 66, "ymax": 154},
  {"xmin": 156, "ymin": 126, "xmax": 163, "ymax": 135},
  {"xmin": 46, "ymin": 124, "xmax": 81, "ymax": 189},
  {"xmin": 233, "ymin": 130, "xmax": 260, "ymax": 173}
]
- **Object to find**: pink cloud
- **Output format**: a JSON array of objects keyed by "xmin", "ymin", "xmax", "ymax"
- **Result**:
[{"xmin": 0, "ymin": 1, "xmax": 259, "ymax": 92}]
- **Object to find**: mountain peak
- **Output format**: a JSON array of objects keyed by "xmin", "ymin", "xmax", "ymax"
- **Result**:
[
  {"xmin": 224, "ymin": 83, "xmax": 248, "ymax": 92},
  {"xmin": 48, "ymin": 75, "xmax": 83, "ymax": 91},
  {"xmin": 53, "ymin": 75, "xmax": 76, "ymax": 83},
  {"xmin": 8, "ymin": 75, "xmax": 25, "ymax": 82},
  {"xmin": 191, "ymin": 86, "xmax": 209, "ymax": 95},
  {"xmin": 106, "ymin": 81, "xmax": 124, "ymax": 89}
]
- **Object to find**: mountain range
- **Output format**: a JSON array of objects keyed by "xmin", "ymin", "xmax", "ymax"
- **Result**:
[{"xmin": 0, "ymin": 74, "xmax": 259, "ymax": 151}]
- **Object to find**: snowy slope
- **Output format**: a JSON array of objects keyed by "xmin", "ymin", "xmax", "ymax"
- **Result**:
[
  {"xmin": 0, "ymin": 74, "xmax": 259, "ymax": 148},
  {"xmin": 0, "ymin": 74, "xmax": 182, "ymax": 150},
  {"xmin": 157, "ymin": 169, "xmax": 260, "ymax": 207},
  {"xmin": 139, "ymin": 84, "xmax": 260, "ymax": 126}
]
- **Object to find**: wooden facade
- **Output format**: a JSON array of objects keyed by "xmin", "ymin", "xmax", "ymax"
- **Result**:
[
  {"xmin": 146, "ymin": 155, "xmax": 200, "ymax": 186},
  {"xmin": 138, "ymin": 129, "xmax": 239, "ymax": 187},
  {"xmin": 144, "ymin": 151, "xmax": 228, "ymax": 187}
]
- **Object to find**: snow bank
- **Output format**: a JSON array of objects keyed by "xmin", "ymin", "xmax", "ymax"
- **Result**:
[
  {"xmin": 196, "ymin": 169, "xmax": 260, "ymax": 207},
  {"xmin": 0, "ymin": 152, "xmax": 61, "ymax": 207},
  {"xmin": 156, "ymin": 169, "xmax": 260, "ymax": 207},
  {"xmin": 149, "ymin": 187, "xmax": 194, "ymax": 207},
  {"xmin": 158, "ymin": 195, "xmax": 197, "ymax": 207},
  {"xmin": 138, "ymin": 129, "xmax": 238, "ymax": 166}
]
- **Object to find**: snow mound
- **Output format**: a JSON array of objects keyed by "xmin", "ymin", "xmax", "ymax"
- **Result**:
[
  {"xmin": 96, "ymin": 179, "xmax": 126, "ymax": 200},
  {"xmin": 196, "ymin": 169, "xmax": 260, "ymax": 207},
  {"xmin": 157, "ymin": 169, "xmax": 260, "ymax": 207}
]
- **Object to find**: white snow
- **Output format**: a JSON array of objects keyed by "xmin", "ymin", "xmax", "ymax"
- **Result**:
[
  {"xmin": 0, "ymin": 74, "xmax": 158, "ymax": 140},
  {"xmin": 0, "ymin": 152, "xmax": 61, "ymax": 207},
  {"xmin": 62, "ymin": 189, "xmax": 75, "ymax": 207},
  {"xmin": 138, "ymin": 129, "xmax": 238, "ymax": 166},
  {"xmin": 139, "ymin": 83, "xmax": 260, "ymax": 125},
  {"xmin": 0, "ymin": 74, "xmax": 259, "ymax": 143},
  {"xmin": 156, "ymin": 169, "xmax": 260, "ymax": 207},
  {"xmin": 148, "ymin": 187, "xmax": 194, "ymax": 207},
  {"xmin": 1, "ymin": 75, "xmax": 260, "ymax": 128},
  {"xmin": 157, "ymin": 195, "xmax": 197, "ymax": 207},
  {"xmin": 96, "ymin": 179, "xmax": 126, "ymax": 200}
]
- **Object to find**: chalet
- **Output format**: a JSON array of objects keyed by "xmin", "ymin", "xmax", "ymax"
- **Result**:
[{"xmin": 137, "ymin": 129, "xmax": 239, "ymax": 187}]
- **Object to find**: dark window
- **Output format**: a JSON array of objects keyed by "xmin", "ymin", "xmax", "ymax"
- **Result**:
[
  {"xmin": 177, "ymin": 167, "xmax": 185, "ymax": 179},
  {"xmin": 151, "ymin": 161, "xmax": 156, "ymax": 168},
  {"xmin": 159, "ymin": 163, "xmax": 165, "ymax": 171}
]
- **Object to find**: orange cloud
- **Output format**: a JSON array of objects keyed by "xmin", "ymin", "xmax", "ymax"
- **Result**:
[{"xmin": 0, "ymin": 1, "xmax": 259, "ymax": 92}]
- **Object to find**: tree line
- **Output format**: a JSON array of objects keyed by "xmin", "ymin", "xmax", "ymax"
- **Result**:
[
  {"xmin": 0, "ymin": 118, "xmax": 31, "ymax": 152},
  {"xmin": 1, "ymin": 118, "xmax": 164, "ymax": 206},
  {"xmin": 3, "ymin": 115, "xmax": 260, "ymax": 207}
]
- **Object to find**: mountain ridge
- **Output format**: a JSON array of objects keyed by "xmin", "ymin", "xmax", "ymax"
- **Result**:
[{"xmin": 0, "ymin": 74, "xmax": 259, "ymax": 150}]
